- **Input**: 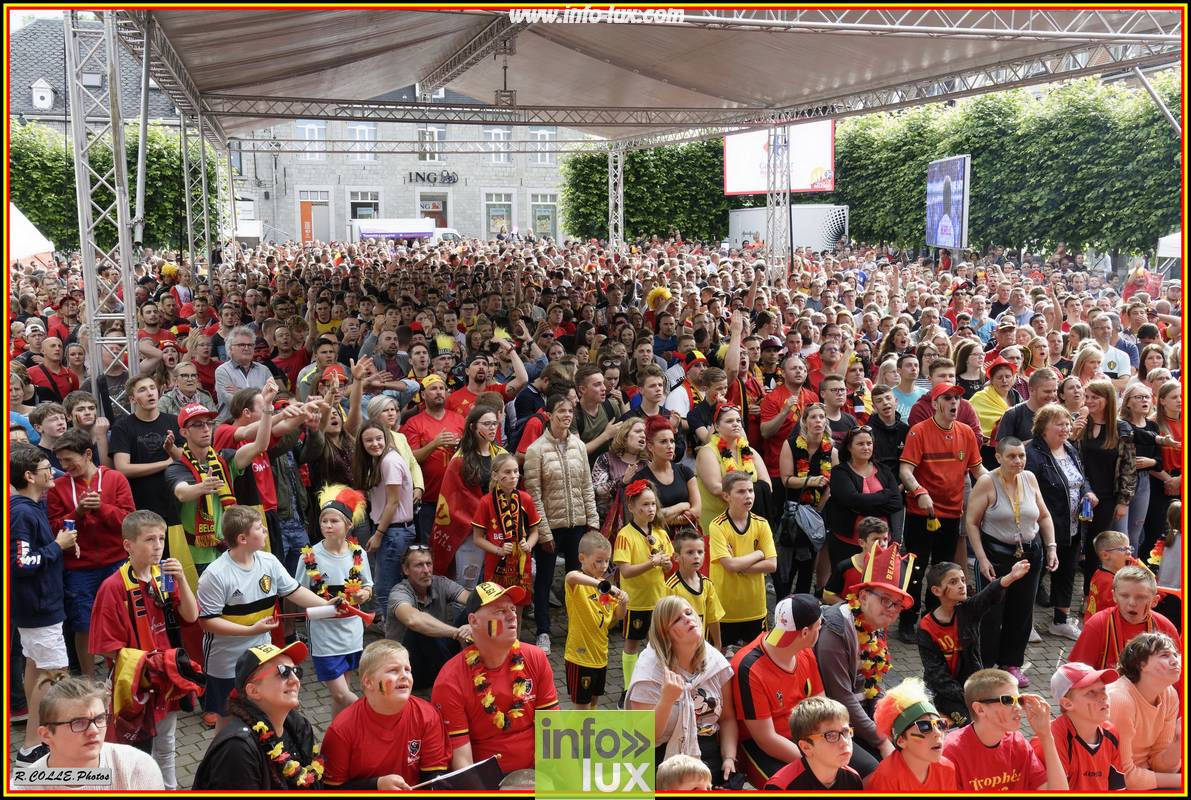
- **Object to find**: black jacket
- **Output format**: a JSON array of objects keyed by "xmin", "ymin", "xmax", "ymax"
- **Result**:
[
  {"xmin": 868, "ymin": 413, "xmax": 909, "ymax": 475},
  {"xmin": 916, "ymin": 578, "xmax": 1007, "ymax": 724},
  {"xmin": 824, "ymin": 462, "xmax": 903, "ymax": 539},
  {"xmin": 192, "ymin": 710, "xmax": 321, "ymax": 790},
  {"xmin": 1025, "ymin": 437, "xmax": 1090, "ymax": 546}
]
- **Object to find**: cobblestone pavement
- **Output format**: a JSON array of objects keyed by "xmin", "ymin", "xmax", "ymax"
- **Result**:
[{"xmin": 8, "ymin": 568, "xmax": 1084, "ymax": 789}]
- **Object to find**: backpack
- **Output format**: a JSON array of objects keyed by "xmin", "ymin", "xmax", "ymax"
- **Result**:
[{"xmin": 508, "ymin": 408, "xmax": 549, "ymax": 452}]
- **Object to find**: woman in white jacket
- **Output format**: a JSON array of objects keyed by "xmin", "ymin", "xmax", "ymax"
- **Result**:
[{"xmin": 523, "ymin": 392, "xmax": 600, "ymax": 652}]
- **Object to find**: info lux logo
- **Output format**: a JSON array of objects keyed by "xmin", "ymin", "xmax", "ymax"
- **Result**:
[{"xmin": 536, "ymin": 710, "xmax": 654, "ymax": 798}]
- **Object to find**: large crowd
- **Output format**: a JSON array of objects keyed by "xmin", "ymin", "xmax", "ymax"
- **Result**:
[{"xmin": 8, "ymin": 232, "xmax": 1184, "ymax": 792}]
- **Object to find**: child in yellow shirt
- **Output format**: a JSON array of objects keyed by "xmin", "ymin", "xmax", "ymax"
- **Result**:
[
  {"xmin": 564, "ymin": 532, "xmax": 628, "ymax": 709},
  {"xmin": 666, "ymin": 528, "xmax": 724, "ymax": 649},
  {"xmin": 613, "ymin": 479, "xmax": 673, "ymax": 686}
]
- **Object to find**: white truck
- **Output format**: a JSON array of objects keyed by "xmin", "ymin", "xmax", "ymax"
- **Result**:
[{"xmin": 348, "ymin": 217, "xmax": 436, "ymax": 242}]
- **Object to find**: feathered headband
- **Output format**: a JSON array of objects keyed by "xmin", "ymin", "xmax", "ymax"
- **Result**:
[
  {"xmin": 317, "ymin": 484, "xmax": 367, "ymax": 527},
  {"xmin": 873, "ymin": 676, "xmax": 939, "ymax": 741}
]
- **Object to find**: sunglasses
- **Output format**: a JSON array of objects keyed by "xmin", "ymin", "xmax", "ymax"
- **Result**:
[
  {"xmin": 975, "ymin": 694, "xmax": 1021, "ymax": 707},
  {"xmin": 906, "ymin": 718, "xmax": 949, "ymax": 736},
  {"xmin": 406, "ymin": 544, "xmax": 431, "ymax": 553}
]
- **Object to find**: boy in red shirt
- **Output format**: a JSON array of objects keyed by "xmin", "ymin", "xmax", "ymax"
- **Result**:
[
  {"xmin": 942, "ymin": 668, "xmax": 1068, "ymax": 791},
  {"xmin": 1070, "ymin": 565, "xmax": 1180, "ymax": 671},
  {"xmin": 1032, "ymin": 662, "xmax": 1124, "ymax": 791},
  {"xmin": 867, "ymin": 677, "xmax": 960, "ymax": 790},
  {"xmin": 322, "ymin": 639, "xmax": 450, "ymax": 790}
]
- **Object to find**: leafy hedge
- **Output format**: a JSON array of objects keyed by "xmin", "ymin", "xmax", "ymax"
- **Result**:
[
  {"xmin": 10, "ymin": 122, "xmax": 220, "ymax": 252},
  {"xmin": 560, "ymin": 72, "xmax": 1181, "ymax": 254}
]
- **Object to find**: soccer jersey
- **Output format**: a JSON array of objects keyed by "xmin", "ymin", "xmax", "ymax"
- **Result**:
[
  {"xmin": 824, "ymin": 555, "xmax": 864, "ymax": 601},
  {"xmin": 765, "ymin": 757, "xmax": 863, "ymax": 790},
  {"xmin": 431, "ymin": 642, "xmax": 558, "ymax": 773},
  {"xmin": 1030, "ymin": 715, "xmax": 1122, "ymax": 792},
  {"xmin": 900, "ymin": 417, "xmax": 981, "ymax": 519},
  {"xmin": 1085, "ymin": 568, "xmax": 1116, "ymax": 622},
  {"xmin": 323, "ymin": 695, "xmax": 449, "ymax": 788},
  {"xmin": 613, "ymin": 522, "xmax": 673, "ymax": 612},
  {"xmin": 942, "ymin": 724, "xmax": 1047, "ymax": 791},
  {"xmin": 564, "ymin": 580, "xmax": 618, "ymax": 668},
  {"xmin": 197, "ymin": 550, "xmax": 299, "ymax": 678},
  {"xmin": 731, "ymin": 635, "xmax": 823, "ymax": 742},
  {"xmin": 666, "ymin": 571, "xmax": 725, "ymax": 633},
  {"xmin": 446, "ymin": 383, "xmax": 508, "ymax": 416},
  {"xmin": 1068, "ymin": 608, "xmax": 1180, "ymax": 671},
  {"xmin": 866, "ymin": 750, "xmax": 960, "ymax": 791},
  {"xmin": 709, "ymin": 512, "xmax": 776, "ymax": 623},
  {"xmin": 919, "ymin": 612, "xmax": 961, "ymax": 675},
  {"xmin": 293, "ymin": 541, "xmax": 373, "ymax": 657}
]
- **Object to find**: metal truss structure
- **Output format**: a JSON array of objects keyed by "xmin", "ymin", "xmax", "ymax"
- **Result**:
[
  {"xmin": 178, "ymin": 112, "xmax": 214, "ymax": 270},
  {"xmin": 63, "ymin": 11, "xmax": 140, "ymax": 415},
  {"xmin": 416, "ymin": 16, "xmax": 529, "ymax": 100},
  {"xmin": 461, "ymin": 7, "xmax": 1181, "ymax": 43},
  {"xmin": 230, "ymin": 137, "xmax": 606, "ymax": 155},
  {"xmin": 607, "ymin": 147, "xmax": 626, "ymax": 253},
  {"xmin": 764, "ymin": 127, "xmax": 792, "ymax": 276}
]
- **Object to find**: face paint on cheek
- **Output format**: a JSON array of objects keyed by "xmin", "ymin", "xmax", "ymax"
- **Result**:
[
  {"xmin": 380, "ymin": 678, "xmax": 391, "ymax": 696},
  {"xmin": 488, "ymin": 619, "xmax": 503, "ymax": 637}
]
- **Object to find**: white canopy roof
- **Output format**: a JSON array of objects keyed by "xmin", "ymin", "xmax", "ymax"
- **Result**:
[
  {"xmin": 9, "ymin": 203, "xmax": 54, "ymax": 263},
  {"xmin": 1157, "ymin": 231, "xmax": 1181, "ymax": 258},
  {"xmin": 143, "ymin": 9, "xmax": 1179, "ymax": 141}
]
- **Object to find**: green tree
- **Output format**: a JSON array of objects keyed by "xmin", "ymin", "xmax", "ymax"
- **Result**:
[{"xmin": 9, "ymin": 121, "xmax": 220, "ymax": 252}]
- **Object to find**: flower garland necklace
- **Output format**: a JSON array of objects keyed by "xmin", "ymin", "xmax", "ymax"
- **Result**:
[
  {"xmin": 848, "ymin": 595, "xmax": 890, "ymax": 700},
  {"xmin": 1147, "ymin": 538, "xmax": 1165, "ymax": 570},
  {"xmin": 714, "ymin": 433, "xmax": 756, "ymax": 477},
  {"xmin": 465, "ymin": 640, "xmax": 530, "ymax": 730},
  {"xmin": 301, "ymin": 538, "xmax": 365, "ymax": 605},
  {"xmin": 250, "ymin": 720, "xmax": 325, "ymax": 788}
]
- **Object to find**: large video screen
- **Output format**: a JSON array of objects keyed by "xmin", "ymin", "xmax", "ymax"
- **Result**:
[
  {"xmin": 723, "ymin": 119, "xmax": 835, "ymax": 195},
  {"xmin": 925, "ymin": 155, "xmax": 971, "ymax": 250}
]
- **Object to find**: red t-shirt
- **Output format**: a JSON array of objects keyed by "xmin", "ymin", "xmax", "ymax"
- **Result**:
[
  {"xmin": 942, "ymin": 724, "xmax": 1047, "ymax": 791},
  {"xmin": 515, "ymin": 413, "xmax": 547, "ymax": 454},
  {"xmin": 272, "ymin": 347, "xmax": 310, "ymax": 392},
  {"xmin": 900, "ymin": 417, "xmax": 981, "ymax": 519},
  {"xmin": 447, "ymin": 383, "xmax": 508, "ymax": 416},
  {"xmin": 731, "ymin": 635, "xmax": 823, "ymax": 742},
  {"xmin": 471, "ymin": 489, "xmax": 542, "ymax": 588},
  {"xmin": 726, "ymin": 374, "xmax": 765, "ymax": 445},
  {"xmin": 193, "ymin": 358, "xmax": 222, "ymax": 398},
  {"xmin": 137, "ymin": 327, "xmax": 179, "ymax": 350},
  {"xmin": 1030, "ymin": 715, "xmax": 1122, "ymax": 793},
  {"xmin": 758, "ymin": 385, "xmax": 816, "ymax": 474},
  {"xmin": 214, "ymin": 423, "xmax": 278, "ymax": 511},
  {"xmin": 322, "ymin": 695, "xmax": 450, "ymax": 787},
  {"xmin": 28, "ymin": 362, "xmax": 80, "ymax": 403},
  {"xmin": 431, "ymin": 643, "xmax": 558, "ymax": 772},
  {"xmin": 402, "ymin": 409, "xmax": 466, "ymax": 502},
  {"xmin": 866, "ymin": 749, "xmax": 960, "ymax": 791},
  {"xmin": 1084, "ymin": 564, "xmax": 1143, "ymax": 623},
  {"xmin": 1069, "ymin": 608, "xmax": 1180, "ymax": 670}
]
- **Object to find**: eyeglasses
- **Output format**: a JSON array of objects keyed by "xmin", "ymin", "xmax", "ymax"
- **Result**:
[
  {"xmin": 907, "ymin": 718, "xmax": 949, "ymax": 735},
  {"xmin": 808, "ymin": 726, "xmax": 853, "ymax": 743},
  {"xmin": 1104, "ymin": 546, "xmax": 1133, "ymax": 554},
  {"xmin": 186, "ymin": 420, "xmax": 215, "ymax": 430},
  {"xmin": 867, "ymin": 592, "xmax": 902, "ymax": 610},
  {"xmin": 176, "ymin": 372, "xmax": 198, "ymax": 379},
  {"xmin": 477, "ymin": 420, "xmax": 500, "ymax": 429},
  {"xmin": 44, "ymin": 713, "xmax": 111, "ymax": 733},
  {"xmin": 232, "ymin": 343, "xmax": 253, "ymax": 349},
  {"xmin": 975, "ymin": 694, "xmax": 1021, "ymax": 707}
]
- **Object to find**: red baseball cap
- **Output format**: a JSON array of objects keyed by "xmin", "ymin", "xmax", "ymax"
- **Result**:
[
  {"xmin": 1051, "ymin": 662, "xmax": 1118, "ymax": 700},
  {"xmin": 177, "ymin": 403, "xmax": 217, "ymax": 428},
  {"xmin": 928, "ymin": 383, "xmax": 964, "ymax": 403},
  {"xmin": 321, "ymin": 364, "xmax": 348, "ymax": 384}
]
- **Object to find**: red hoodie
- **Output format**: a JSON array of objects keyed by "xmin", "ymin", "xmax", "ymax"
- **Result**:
[{"xmin": 47, "ymin": 467, "xmax": 137, "ymax": 570}]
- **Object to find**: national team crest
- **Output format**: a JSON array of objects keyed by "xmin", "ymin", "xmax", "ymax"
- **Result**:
[
  {"xmin": 259, "ymin": 575, "xmax": 272, "ymax": 593},
  {"xmin": 775, "ymin": 689, "xmax": 783, "ymax": 705},
  {"xmin": 408, "ymin": 739, "xmax": 421, "ymax": 761},
  {"xmin": 957, "ymin": 450, "xmax": 965, "ymax": 462}
]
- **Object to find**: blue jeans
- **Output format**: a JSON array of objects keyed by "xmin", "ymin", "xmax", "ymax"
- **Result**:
[
  {"xmin": 1126, "ymin": 470, "xmax": 1150, "ymax": 554},
  {"xmin": 279, "ymin": 514, "xmax": 310, "ymax": 578},
  {"xmin": 373, "ymin": 522, "xmax": 416, "ymax": 623}
]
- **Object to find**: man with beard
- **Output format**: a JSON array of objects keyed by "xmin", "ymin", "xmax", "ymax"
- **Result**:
[
  {"xmin": 446, "ymin": 347, "xmax": 526, "ymax": 417},
  {"xmin": 404, "ymin": 375, "xmax": 466, "ymax": 540}
]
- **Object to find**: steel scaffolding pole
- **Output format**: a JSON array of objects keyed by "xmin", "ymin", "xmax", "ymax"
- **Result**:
[
  {"xmin": 607, "ymin": 147, "xmax": 625, "ymax": 254},
  {"xmin": 197, "ymin": 111, "xmax": 213, "ymax": 268},
  {"xmin": 64, "ymin": 10, "xmax": 141, "ymax": 415},
  {"xmin": 764, "ymin": 127, "xmax": 792, "ymax": 277},
  {"xmin": 1132, "ymin": 66, "xmax": 1182, "ymax": 136},
  {"xmin": 179, "ymin": 111, "xmax": 197, "ymax": 270},
  {"xmin": 132, "ymin": 16, "xmax": 150, "ymax": 245}
]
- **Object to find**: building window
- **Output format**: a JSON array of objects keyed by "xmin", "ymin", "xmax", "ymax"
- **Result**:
[
  {"xmin": 418, "ymin": 124, "xmax": 445, "ymax": 162},
  {"xmin": 31, "ymin": 79, "xmax": 54, "ymax": 110},
  {"xmin": 485, "ymin": 126, "xmax": 513, "ymax": 164},
  {"xmin": 228, "ymin": 140, "xmax": 243, "ymax": 175},
  {"xmin": 295, "ymin": 120, "xmax": 326, "ymax": 161},
  {"xmin": 530, "ymin": 193, "xmax": 559, "ymax": 239},
  {"xmin": 349, "ymin": 190, "xmax": 380, "ymax": 219},
  {"xmin": 484, "ymin": 192, "xmax": 513, "ymax": 239},
  {"xmin": 529, "ymin": 126, "xmax": 556, "ymax": 165},
  {"xmin": 299, "ymin": 190, "xmax": 329, "ymax": 201},
  {"xmin": 347, "ymin": 122, "xmax": 377, "ymax": 162}
]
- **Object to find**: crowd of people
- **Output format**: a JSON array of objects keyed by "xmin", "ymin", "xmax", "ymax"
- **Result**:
[{"xmin": 8, "ymin": 232, "xmax": 1184, "ymax": 791}]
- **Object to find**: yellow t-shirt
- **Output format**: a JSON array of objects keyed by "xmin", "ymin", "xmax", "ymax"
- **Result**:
[
  {"xmin": 613, "ymin": 522, "xmax": 673, "ymax": 612},
  {"xmin": 564, "ymin": 580, "xmax": 618, "ymax": 668},
  {"xmin": 315, "ymin": 318, "xmax": 342, "ymax": 337},
  {"xmin": 709, "ymin": 512, "xmax": 776, "ymax": 623},
  {"xmin": 666, "ymin": 571, "xmax": 725, "ymax": 634}
]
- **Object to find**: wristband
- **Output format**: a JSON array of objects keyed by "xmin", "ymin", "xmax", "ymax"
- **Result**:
[
  {"xmin": 911, "ymin": 486, "xmax": 928, "ymax": 497},
  {"xmin": 1045, "ymin": 543, "xmax": 1057, "ymax": 549}
]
